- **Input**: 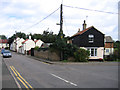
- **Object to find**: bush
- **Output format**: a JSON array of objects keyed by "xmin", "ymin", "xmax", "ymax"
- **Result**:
[
  {"xmin": 34, "ymin": 46, "xmax": 39, "ymax": 50},
  {"xmin": 74, "ymin": 48, "xmax": 90, "ymax": 62}
]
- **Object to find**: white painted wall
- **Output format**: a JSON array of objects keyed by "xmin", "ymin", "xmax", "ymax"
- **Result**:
[
  {"xmin": 21, "ymin": 39, "xmax": 35, "ymax": 54},
  {"xmin": 104, "ymin": 48, "xmax": 114, "ymax": 56},
  {"xmin": 35, "ymin": 40, "xmax": 43, "ymax": 47},
  {"xmin": 16, "ymin": 38, "xmax": 24, "ymax": 52},
  {"xmin": 80, "ymin": 47, "xmax": 104, "ymax": 60}
]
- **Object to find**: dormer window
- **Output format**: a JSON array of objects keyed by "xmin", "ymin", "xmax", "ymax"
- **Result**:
[{"xmin": 88, "ymin": 35, "xmax": 94, "ymax": 43}]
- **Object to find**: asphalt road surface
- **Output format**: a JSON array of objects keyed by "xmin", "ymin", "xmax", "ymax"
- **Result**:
[{"xmin": 2, "ymin": 52, "xmax": 118, "ymax": 89}]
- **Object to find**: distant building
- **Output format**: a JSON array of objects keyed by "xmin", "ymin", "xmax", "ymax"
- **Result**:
[
  {"xmin": 0, "ymin": 35, "xmax": 8, "ymax": 49},
  {"xmin": 10, "ymin": 37, "xmax": 24, "ymax": 52},
  {"xmin": 19, "ymin": 36, "xmax": 35, "ymax": 54},
  {"xmin": 104, "ymin": 36, "xmax": 114, "ymax": 56},
  {"xmin": 34, "ymin": 39, "xmax": 44, "ymax": 47},
  {"xmin": 68, "ymin": 20, "xmax": 104, "ymax": 60}
]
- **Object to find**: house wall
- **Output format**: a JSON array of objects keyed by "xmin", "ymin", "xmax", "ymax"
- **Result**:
[
  {"xmin": 80, "ymin": 47, "xmax": 104, "ymax": 60},
  {"xmin": 16, "ymin": 38, "xmax": 24, "ymax": 52},
  {"xmin": 72, "ymin": 27, "xmax": 104, "ymax": 47},
  {"xmin": 10, "ymin": 40, "xmax": 16, "ymax": 51},
  {"xmin": 105, "ymin": 43, "xmax": 114, "ymax": 48},
  {"xmin": 35, "ymin": 40, "xmax": 43, "ymax": 47},
  {"xmin": 0, "ymin": 43, "xmax": 8, "ymax": 48},
  {"xmin": 104, "ymin": 48, "xmax": 114, "ymax": 56}
]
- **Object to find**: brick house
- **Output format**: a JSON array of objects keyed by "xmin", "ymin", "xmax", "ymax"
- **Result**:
[{"xmin": 104, "ymin": 36, "xmax": 114, "ymax": 56}]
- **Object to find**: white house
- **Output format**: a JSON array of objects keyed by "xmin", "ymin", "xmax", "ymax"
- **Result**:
[
  {"xmin": 10, "ymin": 37, "xmax": 24, "ymax": 52},
  {"xmin": 10, "ymin": 39, "xmax": 16, "ymax": 51},
  {"xmin": 34, "ymin": 39, "xmax": 43, "ymax": 47},
  {"xmin": 20, "ymin": 38, "xmax": 35, "ymax": 54}
]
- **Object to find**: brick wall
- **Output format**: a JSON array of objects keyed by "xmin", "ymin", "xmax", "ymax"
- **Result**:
[
  {"xmin": 105, "ymin": 43, "xmax": 114, "ymax": 48},
  {"xmin": 34, "ymin": 50, "xmax": 60, "ymax": 61}
]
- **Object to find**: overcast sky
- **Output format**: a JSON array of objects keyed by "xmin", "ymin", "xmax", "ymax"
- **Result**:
[{"xmin": 0, "ymin": 0, "xmax": 119, "ymax": 40}]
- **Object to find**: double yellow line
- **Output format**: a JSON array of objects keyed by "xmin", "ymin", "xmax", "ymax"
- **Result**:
[{"xmin": 10, "ymin": 66, "xmax": 34, "ymax": 90}]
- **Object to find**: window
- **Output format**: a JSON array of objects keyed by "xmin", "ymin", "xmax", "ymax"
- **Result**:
[
  {"xmin": 88, "ymin": 48, "xmax": 97, "ymax": 57},
  {"xmin": 88, "ymin": 35, "xmax": 94, "ymax": 43},
  {"xmin": 106, "ymin": 49, "xmax": 109, "ymax": 53}
]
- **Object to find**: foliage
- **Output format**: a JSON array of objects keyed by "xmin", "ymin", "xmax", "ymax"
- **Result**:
[
  {"xmin": 105, "ymin": 41, "xmax": 120, "ymax": 61},
  {"xmin": 34, "ymin": 46, "xmax": 39, "ymax": 50},
  {"xmin": 74, "ymin": 48, "xmax": 90, "ymax": 62},
  {"xmin": 113, "ymin": 41, "xmax": 120, "ymax": 60},
  {"xmin": 50, "ymin": 38, "xmax": 78, "ymax": 60},
  {"xmin": 0, "ymin": 35, "xmax": 7, "ymax": 39}
]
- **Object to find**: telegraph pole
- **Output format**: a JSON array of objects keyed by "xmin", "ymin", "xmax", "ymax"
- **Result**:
[
  {"xmin": 58, "ymin": 4, "xmax": 63, "ymax": 39},
  {"xmin": 57, "ymin": 4, "xmax": 64, "ymax": 61}
]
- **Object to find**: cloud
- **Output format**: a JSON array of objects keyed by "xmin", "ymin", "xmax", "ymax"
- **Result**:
[{"xmin": 0, "ymin": 0, "xmax": 119, "ymax": 41}]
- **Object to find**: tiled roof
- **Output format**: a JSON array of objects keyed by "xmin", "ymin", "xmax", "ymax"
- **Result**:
[
  {"xmin": 22, "ymin": 39, "xmax": 28, "ymax": 44},
  {"xmin": 0, "ymin": 39, "xmax": 8, "ymax": 43},
  {"xmin": 34, "ymin": 40, "xmax": 39, "ymax": 43},
  {"xmin": 71, "ymin": 26, "xmax": 94, "ymax": 38}
]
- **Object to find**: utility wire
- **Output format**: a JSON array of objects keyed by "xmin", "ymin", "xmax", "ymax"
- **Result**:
[
  {"xmin": 63, "ymin": 5, "xmax": 118, "ymax": 15},
  {"xmin": 22, "ymin": 7, "xmax": 60, "ymax": 31}
]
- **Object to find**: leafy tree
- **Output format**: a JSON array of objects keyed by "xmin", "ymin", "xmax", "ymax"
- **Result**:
[
  {"xmin": 0, "ymin": 35, "xmax": 7, "ymax": 39},
  {"xmin": 113, "ymin": 41, "xmax": 120, "ymax": 61},
  {"xmin": 50, "ymin": 38, "xmax": 78, "ymax": 60}
]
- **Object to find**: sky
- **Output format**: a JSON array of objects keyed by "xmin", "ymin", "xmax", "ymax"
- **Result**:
[{"xmin": 0, "ymin": 0, "xmax": 119, "ymax": 41}]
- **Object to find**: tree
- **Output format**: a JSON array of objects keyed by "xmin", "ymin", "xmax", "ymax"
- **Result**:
[
  {"xmin": 50, "ymin": 38, "xmax": 78, "ymax": 60},
  {"xmin": 113, "ymin": 41, "xmax": 120, "ymax": 61},
  {"xmin": 0, "ymin": 35, "xmax": 7, "ymax": 39},
  {"xmin": 8, "ymin": 32, "xmax": 27, "ymax": 49}
]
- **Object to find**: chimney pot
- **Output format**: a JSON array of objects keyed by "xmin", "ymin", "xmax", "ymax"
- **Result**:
[
  {"xmin": 78, "ymin": 28, "xmax": 80, "ymax": 32},
  {"xmin": 83, "ymin": 20, "xmax": 87, "ymax": 30}
]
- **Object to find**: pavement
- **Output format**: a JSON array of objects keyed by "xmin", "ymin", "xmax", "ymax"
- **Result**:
[
  {"xmin": 27, "ymin": 55, "xmax": 119, "ymax": 65},
  {"xmin": 1, "ymin": 56, "xmax": 18, "ymax": 89}
]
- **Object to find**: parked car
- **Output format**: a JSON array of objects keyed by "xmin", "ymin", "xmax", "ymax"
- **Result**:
[{"xmin": 3, "ymin": 50, "xmax": 12, "ymax": 58}]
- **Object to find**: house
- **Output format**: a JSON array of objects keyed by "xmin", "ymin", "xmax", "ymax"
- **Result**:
[
  {"xmin": 104, "ymin": 36, "xmax": 114, "ymax": 56},
  {"xmin": 10, "ymin": 37, "xmax": 24, "ymax": 52},
  {"xmin": 34, "ymin": 39, "xmax": 43, "ymax": 47},
  {"xmin": 0, "ymin": 35, "xmax": 8, "ymax": 49},
  {"xmin": 10, "ymin": 39, "xmax": 16, "ymax": 51},
  {"xmin": 20, "ymin": 36, "xmax": 35, "ymax": 54},
  {"xmin": 68, "ymin": 20, "xmax": 104, "ymax": 60}
]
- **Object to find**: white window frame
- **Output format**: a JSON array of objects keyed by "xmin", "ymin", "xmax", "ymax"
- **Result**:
[
  {"xmin": 87, "ymin": 48, "xmax": 97, "ymax": 57},
  {"xmin": 88, "ymin": 35, "xmax": 94, "ymax": 43}
]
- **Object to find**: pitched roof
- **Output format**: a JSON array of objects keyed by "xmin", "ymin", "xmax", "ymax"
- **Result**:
[
  {"xmin": 34, "ymin": 40, "xmax": 39, "ymax": 43},
  {"xmin": 105, "ymin": 36, "xmax": 113, "ymax": 43},
  {"xmin": 71, "ymin": 26, "xmax": 94, "ymax": 38},
  {"xmin": 22, "ymin": 39, "xmax": 29, "ymax": 44}
]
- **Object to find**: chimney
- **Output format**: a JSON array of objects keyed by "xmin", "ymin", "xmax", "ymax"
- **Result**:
[
  {"xmin": 83, "ymin": 20, "xmax": 87, "ymax": 30},
  {"xmin": 78, "ymin": 28, "xmax": 80, "ymax": 32},
  {"xmin": 29, "ymin": 36, "xmax": 31, "ymax": 40},
  {"xmin": 34, "ymin": 39, "xmax": 37, "ymax": 41}
]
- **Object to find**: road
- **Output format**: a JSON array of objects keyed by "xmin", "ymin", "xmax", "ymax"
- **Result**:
[{"xmin": 2, "ymin": 52, "xmax": 118, "ymax": 89}]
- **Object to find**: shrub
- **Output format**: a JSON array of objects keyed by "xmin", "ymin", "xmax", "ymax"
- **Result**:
[
  {"xmin": 34, "ymin": 46, "xmax": 39, "ymax": 50},
  {"xmin": 74, "ymin": 48, "xmax": 90, "ymax": 62}
]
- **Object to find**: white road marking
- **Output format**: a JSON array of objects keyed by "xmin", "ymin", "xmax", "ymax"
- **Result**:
[{"xmin": 50, "ymin": 73, "xmax": 77, "ymax": 87}]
